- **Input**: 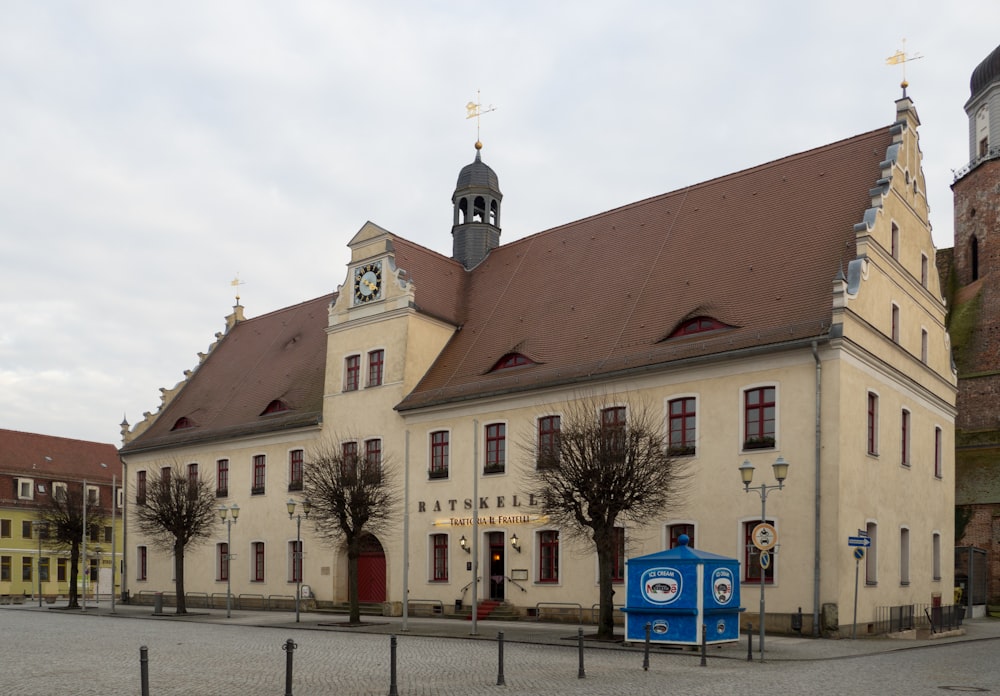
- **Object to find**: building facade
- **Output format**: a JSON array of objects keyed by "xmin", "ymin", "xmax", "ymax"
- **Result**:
[
  {"xmin": 0, "ymin": 429, "xmax": 123, "ymax": 601},
  {"xmin": 949, "ymin": 42, "xmax": 1000, "ymax": 605},
  {"xmin": 121, "ymin": 95, "xmax": 955, "ymax": 636}
]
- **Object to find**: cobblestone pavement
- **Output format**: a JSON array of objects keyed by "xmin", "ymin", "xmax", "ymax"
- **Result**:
[{"xmin": 3, "ymin": 604, "xmax": 999, "ymax": 695}]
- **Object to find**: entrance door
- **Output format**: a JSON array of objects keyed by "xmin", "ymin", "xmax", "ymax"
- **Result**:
[
  {"xmin": 357, "ymin": 534, "xmax": 387, "ymax": 603},
  {"xmin": 488, "ymin": 532, "xmax": 505, "ymax": 601}
]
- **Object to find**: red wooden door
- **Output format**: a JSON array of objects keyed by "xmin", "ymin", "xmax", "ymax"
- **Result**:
[{"xmin": 357, "ymin": 535, "xmax": 386, "ymax": 603}]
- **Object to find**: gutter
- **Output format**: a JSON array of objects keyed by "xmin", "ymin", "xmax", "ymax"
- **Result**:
[{"xmin": 811, "ymin": 340, "xmax": 822, "ymax": 637}]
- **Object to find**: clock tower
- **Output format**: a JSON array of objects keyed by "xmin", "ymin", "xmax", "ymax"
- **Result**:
[{"xmin": 451, "ymin": 141, "xmax": 502, "ymax": 269}]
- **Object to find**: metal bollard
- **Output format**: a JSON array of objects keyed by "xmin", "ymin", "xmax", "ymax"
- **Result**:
[
  {"xmin": 388, "ymin": 634, "xmax": 399, "ymax": 696},
  {"xmin": 283, "ymin": 638, "xmax": 298, "ymax": 696},
  {"xmin": 643, "ymin": 622, "xmax": 651, "ymax": 671},
  {"xmin": 700, "ymin": 624, "xmax": 707, "ymax": 667},
  {"xmin": 139, "ymin": 645, "xmax": 150, "ymax": 696},
  {"xmin": 496, "ymin": 631, "xmax": 505, "ymax": 686},
  {"xmin": 746, "ymin": 623, "xmax": 753, "ymax": 662},
  {"xmin": 577, "ymin": 627, "xmax": 585, "ymax": 679}
]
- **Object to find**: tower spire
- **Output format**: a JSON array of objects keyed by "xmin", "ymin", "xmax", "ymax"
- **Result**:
[
  {"xmin": 465, "ymin": 90, "xmax": 496, "ymax": 147},
  {"xmin": 886, "ymin": 39, "xmax": 923, "ymax": 98}
]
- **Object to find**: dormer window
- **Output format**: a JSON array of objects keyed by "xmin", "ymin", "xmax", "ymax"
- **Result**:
[
  {"xmin": 491, "ymin": 353, "xmax": 534, "ymax": 371},
  {"xmin": 171, "ymin": 417, "xmax": 195, "ymax": 431},
  {"xmin": 667, "ymin": 317, "xmax": 729, "ymax": 339},
  {"xmin": 261, "ymin": 399, "xmax": 290, "ymax": 415}
]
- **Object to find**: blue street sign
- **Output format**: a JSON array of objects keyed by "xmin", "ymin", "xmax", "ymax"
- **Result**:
[{"xmin": 847, "ymin": 536, "xmax": 871, "ymax": 547}]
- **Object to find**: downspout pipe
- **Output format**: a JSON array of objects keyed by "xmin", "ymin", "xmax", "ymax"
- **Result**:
[{"xmin": 811, "ymin": 341, "xmax": 822, "ymax": 637}]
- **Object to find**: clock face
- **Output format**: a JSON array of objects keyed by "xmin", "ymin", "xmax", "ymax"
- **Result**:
[{"xmin": 353, "ymin": 261, "xmax": 382, "ymax": 304}]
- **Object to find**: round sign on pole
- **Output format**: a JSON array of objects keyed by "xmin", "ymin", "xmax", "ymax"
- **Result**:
[
  {"xmin": 760, "ymin": 550, "xmax": 771, "ymax": 570},
  {"xmin": 752, "ymin": 523, "xmax": 778, "ymax": 551},
  {"xmin": 853, "ymin": 547, "xmax": 865, "ymax": 561}
]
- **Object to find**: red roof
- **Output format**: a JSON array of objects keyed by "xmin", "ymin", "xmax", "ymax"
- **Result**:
[
  {"xmin": 398, "ymin": 127, "xmax": 890, "ymax": 410},
  {"xmin": 121, "ymin": 294, "xmax": 333, "ymax": 453},
  {"xmin": 0, "ymin": 428, "xmax": 120, "ymax": 482}
]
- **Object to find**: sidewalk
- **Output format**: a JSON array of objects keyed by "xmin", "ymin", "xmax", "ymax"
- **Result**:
[{"xmin": 7, "ymin": 599, "xmax": 1000, "ymax": 662}]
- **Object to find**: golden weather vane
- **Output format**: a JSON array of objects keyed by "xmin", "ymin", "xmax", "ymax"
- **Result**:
[
  {"xmin": 465, "ymin": 90, "xmax": 496, "ymax": 144},
  {"xmin": 886, "ymin": 38, "xmax": 923, "ymax": 93},
  {"xmin": 230, "ymin": 273, "xmax": 245, "ymax": 305}
]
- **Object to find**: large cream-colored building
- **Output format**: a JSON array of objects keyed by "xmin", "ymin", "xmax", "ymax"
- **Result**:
[{"xmin": 120, "ymin": 94, "xmax": 955, "ymax": 636}]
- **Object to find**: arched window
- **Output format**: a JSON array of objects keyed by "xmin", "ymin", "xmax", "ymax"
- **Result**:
[
  {"xmin": 491, "ymin": 353, "xmax": 534, "ymax": 371},
  {"xmin": 261, "ymin": 399, "xmax": 289, "ymax": 415},
  {"xmin": 171, "ymin": 417, "xmax": 195, "ymax": 431}
]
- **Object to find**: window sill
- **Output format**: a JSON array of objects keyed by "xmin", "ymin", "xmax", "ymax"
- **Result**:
[
  {"xmin": 742, "ymin": 438, "xmax": 776, "ymax": 451},
  {"xmin": 288, "ymin": 483, "xmax": 303, "ymax": 492},
  {"xmin": 482, "ymin": 466, "xmax": 506, "ymax": 475},
  {"xmin": 251, "ymin": 487, "xmax": 265, "ymax": 496},
  {"xmin": 428, "ymin": 470, "xmax": 449, "ymax": 480},
  {"xmin": 668, "ymin": 446, "xmax": 697, "ymax": 457},
  {"xmin": 216, "ymin": 490, "xmax": 228, "ymax": 498}
]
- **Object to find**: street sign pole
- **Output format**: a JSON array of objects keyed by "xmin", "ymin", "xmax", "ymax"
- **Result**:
[{"xmin": 851, "ymin": 547, "xmax": 864, "ymax": 640}]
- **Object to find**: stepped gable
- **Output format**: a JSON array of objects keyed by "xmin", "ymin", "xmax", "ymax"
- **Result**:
[
  {"xmin": 121, "ymin": 294, "xmax": 333, "ymax": 453},
  {"xmin": 399, "ymin": 127, "xmax": 891, "ymax": 410}
]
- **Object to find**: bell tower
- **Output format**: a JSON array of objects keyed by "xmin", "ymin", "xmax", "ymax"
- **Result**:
[{"xmin": 451, "ymin": 141, "xmax": 502, "ymax": 269}]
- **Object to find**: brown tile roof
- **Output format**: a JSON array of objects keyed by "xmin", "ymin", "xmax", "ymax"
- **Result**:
[
  {"xmin": 0, "ymin": 429, "xmax": 120, "ymax": 482},
  {"xmin": 121, "ymin": 294, "xmax": 333, "ymax": 453},
  {"xmin": 389, "ymin": 237, "xmax": 467, "ymax": 325},
  {"xmin": 398, "ymin": 127, "xmax": 891, "ymax": 410}
]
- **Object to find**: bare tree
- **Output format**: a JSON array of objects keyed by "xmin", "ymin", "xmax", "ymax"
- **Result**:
[
  {"xmin": 525, "ymin": 397, "xmax": 690, "ymax": 639},
  {"xmin": 132, "ymin": 464, "xmax": 219, "ymax": 614},
  {"xmin": 303, "ymin": 439, "xmax": 398, "ymax": 624},
  {"xmin": 36, "ymin": 483, "xmax": 108, "ymax": 608}
]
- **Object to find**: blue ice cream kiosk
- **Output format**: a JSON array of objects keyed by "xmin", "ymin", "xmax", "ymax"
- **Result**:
[{"xmin": 622, "ymin": 535, "xmax": 743, "ymax": 645}]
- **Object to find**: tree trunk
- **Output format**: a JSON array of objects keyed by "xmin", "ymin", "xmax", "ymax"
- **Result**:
[
  {"xmin": 68, "ymin": 542, "xmax": 80, "ymax": 608},
  {"xmin": 594, "ymin": 528, "xmax": 616, "ymax": 640},
  {"xmin": 174, "ymin": 540, "xmax": 187, "ymax": 614},
  {"xmin": 347, "ymin": 549, "xmax": 360, "ymax": 624}
]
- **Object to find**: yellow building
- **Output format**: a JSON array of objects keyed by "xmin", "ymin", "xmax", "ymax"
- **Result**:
[
  {"xmin": 0, "ymin": 429, "xmax": 123, "ymax": 602},
  {"xmin": 121, "ymin": 94, "xmax": 955, "ymax": 636}
]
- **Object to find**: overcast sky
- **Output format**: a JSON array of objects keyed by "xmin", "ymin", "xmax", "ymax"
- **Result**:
[{"xmin": 2, "ymin": 1, "xmax": 997, "ymax": 446}]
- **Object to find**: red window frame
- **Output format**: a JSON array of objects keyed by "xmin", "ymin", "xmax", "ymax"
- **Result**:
[
  {"xmin": 537, "ymin": 415, "xmax": 561, "ymax": 467},
  {"xmin": 289, "ymin": 540, "xmax": 302, "ymax": 583},
  {"xmin": 252, "ymin": 542, "xmax": 265, "ymax": 582},
  {"xmin": 539, "ymin": 530, "xmax": 559, "ymax": 582},
  {"xmin": 430, "ymin": 431, "xmax": 449, "ymax": 478},
  {"xmin": 218, "ymin": 543, "xmax": 229, "ymax": 581},
  {"xmin": 344, "ymin": 355, "xmax": 360, "ymax": 391},
  {"xmin": 216, "ymin": 459, "xmax": 229, "ymax": 497},
  {"xmin": 136, "ymin": 471, "xmax": 147, "ymax": 505},
  {"xmin": 669, "ymin": 317, "xmax": 727, "ymax": 338},
  {"xmin": 744, "ymin": 387, "xmax": 775, "ymax": 446},
  {"xmin": 668, "ymin": 398, "xmax": 696, "ymax": 453},
  {"xmin": 252, "ymin": 455, "xmax": 266, "ymax": 494},
  {"xmin": 743, "ymin": 520, "xmax": 775, "ymax": 584},
  {"xmin": 342, "ymin": 441, "xmax": 359, "ymax": 477},
  {"xmin": 601, "ymin": 406, "xmax": 626, "ymax": 455},
  {"xmin": 867, "ymin": 392, "xmax": 879, "ymax": 455},
  {"xmin": 368, "ymin": 349, "xmax": 384, "ymax": 387},
  {"xmin": 137, "ymin": 546, "xmax": 147, "ymax": 581},
  {"xmin": 611, "ymin": 527, "xmax": 625, "ymax": 583},
  {"xmin": 669, "ymin": 524, "xmax": 694, "ymax": 549},
  {"xmin": 289, "ymin": 450, "xmax": 303, "ymax": 491},
  {"xmin": 492, "ymin": 353, "xmax": 532, "ymax": 370},
  {"xmin": 365, "ymin": 439, "xmax": 382, "ymax": 468},
  {"xmin": 432, "ymin": 534, "xmax": 448, "ymax": 582},
  {"xmin": 485, "ymin": 423, "xmax": 506, "ymax": 474}
]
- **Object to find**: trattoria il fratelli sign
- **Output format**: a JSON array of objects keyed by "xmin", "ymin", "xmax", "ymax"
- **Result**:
[{"xmin": 417, "ymin": 493, "xmax": 546, "ymax": 527}]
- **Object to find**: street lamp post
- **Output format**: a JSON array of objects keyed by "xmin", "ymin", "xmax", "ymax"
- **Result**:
[
  {"xmin": 739, "ymin": 456, "xmax": 789, "ymax": 662},
  {"xmin": 32, "ymin": 521, "xmax": 46, "ymax": 608},
  {"xmin": 287, "ymin": 499, "xmax": 311, "ymax": 623},
  {"xmin": 218, "ymin": 503, "xmax": 240, "ymax": 618}
]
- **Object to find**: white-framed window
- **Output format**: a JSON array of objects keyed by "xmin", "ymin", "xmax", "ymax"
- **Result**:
[
  {"xmin": 934, "ymin": 427, "xmax": 943, "ymax": 479},
  {"xmin": 16, "ymin": 478, "xmax": 34, "ymax": 500},
  {"xmin": 430, "ymin": 533, "xmax": 449, "ymax": 582},
  {"xmin": 667, "ymin": 396, "xmax": 697, "ymax": 456},
  {"xmin": 900, "ymin": 527, "xmax": 910, "ymax": 585},
  {"xmin": 743, "ymin": 385, "xmax": 777, "ymax": 450},
  {"xmin": 53, "ymin": 481, "xmax": 68, "ymax": 501},
  {"xmin": 429, "ymin": 430, "xmax": 449, "ymax": 479},
  {"xmin": 921, "ymin": 328, "xmax": 928, "ymax": 364},
  {"xmin": 666, "ymin": 522, "xmax": 696, "ymax": 549},
  {"xmin": 891, "ymin": 303, "xmax": 900, "ymax": 344},
  {"xmin": 900, "ymin": 409, "xmax": 911, "ymax": 467},
  {"xmin": 137, "ymin": 546, "xmax": 148, "ymax": 581},
  {"xmin": 865, "ymin": 522, "xmax": 878, "ymax": 585},
  {"xmin": 217, "ymin": 543, "xmax": 229, "ymax": 582},
  {"xmin": 920, "ymin": 253, "xmax": 929, "ymax": 288},
  {"xmin": 116, "ymin": 487, "xmax": 124, "ymax": 509},
  {"xmin": 86, "ymin": 485, "xmax": 99, "ymax": 506},
  {"xmin": 867, "ymin": 391, "xmax": 879, "ymax": 456},
  {"xmin": 932, "ymin": 532, "xmax": 941, "ymax": 581},
  {"xmin": 743, "ymin": 518, "xmax": 776, "ymax": 584},
  {"xmin": 288, "ymin": 540, "xmax": 302, "ymax": 583}
]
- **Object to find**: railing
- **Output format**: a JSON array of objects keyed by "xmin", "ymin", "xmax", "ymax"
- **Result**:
[
  {"xmin": 874, "ymin": 603, "xmax": 964, "ymax": 634},
  {"xmin": 532, "ymin": 602, "xmax": 582, "ymax": 622},
  {"xmin": 589, "ymin": 603, "xmax": 625, "ymax": 623},
  {"xmin": 405, "ymin": 599, "xmax": 445, "ymax": 615},
  {"xmin": 953, "ymin": 146, "xmax": 1000, "ymax": 182}
]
